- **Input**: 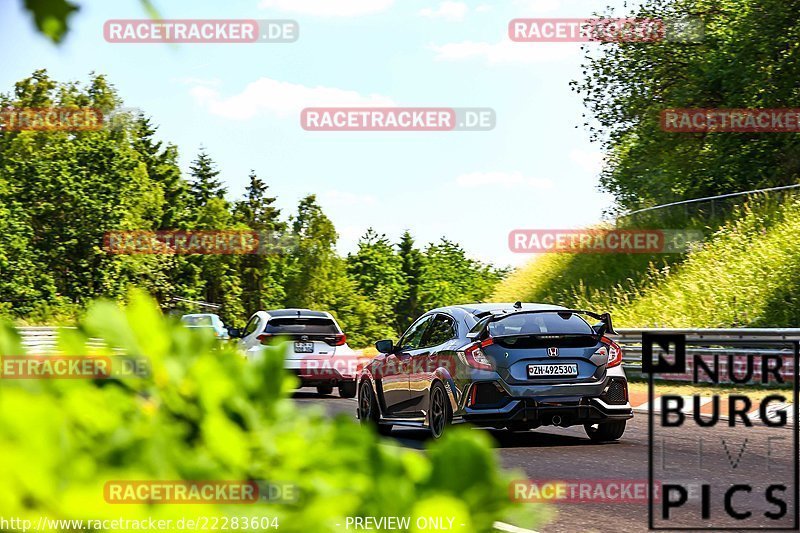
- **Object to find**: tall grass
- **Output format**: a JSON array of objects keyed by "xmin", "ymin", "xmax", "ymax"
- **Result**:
[{"xmin": 494, "ymin": 195, "xmax": 800, "ymax": 327}]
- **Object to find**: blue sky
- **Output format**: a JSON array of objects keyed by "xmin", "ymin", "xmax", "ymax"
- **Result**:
[{"xmin": 0, "ymin": 0, "xmax": 640, "ymax": 267}]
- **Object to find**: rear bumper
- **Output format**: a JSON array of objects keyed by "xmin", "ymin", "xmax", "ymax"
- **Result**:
[
  {"xmin": 463, "ymin": 397, "xmax": 632, "ymax": 427},
  {"xmin": 461, "ymin": 373, "xmax": 633, "ymax": 428}
]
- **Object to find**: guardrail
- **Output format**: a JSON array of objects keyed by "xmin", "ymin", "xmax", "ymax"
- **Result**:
[
  {"xmin": 10, "ymin": 327, "xmax": 800, "ymax": 382},
  {"xmin": 614, "ymin": 328, "xmax": 800, "ymax": 381},
  {"xmin": 16, "ymin": 326, "xmax": 107, "ymax": 353},
  {"xmin": 620, "ymin": 183, "xmax": 800, "ymax": 218}
]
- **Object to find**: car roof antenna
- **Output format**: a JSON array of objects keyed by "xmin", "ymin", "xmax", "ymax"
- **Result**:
[{"xmin": 513, "ymin": 301, "xmax": 522, "ymax": 310}]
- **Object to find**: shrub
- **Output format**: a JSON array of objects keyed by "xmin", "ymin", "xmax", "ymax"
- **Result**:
[{"xmin": 0, "ymin": 290, "xmax": 543, "ymax": 532}]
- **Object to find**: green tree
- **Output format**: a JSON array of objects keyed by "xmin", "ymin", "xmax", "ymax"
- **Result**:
[
  {"xmin": 281, "ymin": 198, "xmax": 394, "ymax": 346},
  {"xmin": 0, "ymin": 70, "xmax": 169, "ymax": 315},
  {"xmin": 132, "ymin": 116, "xmax": 188, "ymax": 229},
  {"xmin": 183, "ymin": 149, "xmax": 242, "ymax": 321},
  {"xmin": 347, "ymin": 228, "xmax": 407, "ymax": 333},
  {"xmin": 395, "ymin": 230, "xmax": 424, "ymax": 332},
  {"xmin": 283, "ymin": 195, "xmax": 339, "ymax": 309},
  {"xmin": 347, "ymin": 228, "xmax": 408, "ymax": 340},
  {"xmin": 573, "ymin": 0, "xmax": 800, "ymax": 211},
  {"xmin": 188, "ymin": 148, "xmax": 226, "ymax": 210},
  {"xmin": 419, "ymin": 239, "xmax": 507, "ymax": 311},
  {"xmin": 235, "ymin": 170, "xmax": 286, "ymax": 312}
]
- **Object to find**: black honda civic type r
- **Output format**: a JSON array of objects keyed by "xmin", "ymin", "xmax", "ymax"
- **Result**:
[{"xmin": 356, "ymin": 302, "xmax": 633, "ymax": 440}]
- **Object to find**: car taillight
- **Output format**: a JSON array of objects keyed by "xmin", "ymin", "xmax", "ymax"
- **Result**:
[
  {"xmin": 331, "ymin": 334, "xmax": 347, "ymax": 346},
  {"xmin": 598, "ymin": 336, "xmax": 623, "ymax": 368},
  {"xmin": 461, "ymin": 338, "xmax": 495, "ymax": 371},
  {"xmin": 257, "ymin": 333, "xmax": 274, "ymax": 345},
  {"xmin": 320, "ymin": 334, "xmax": 347, "ymax": 346}
]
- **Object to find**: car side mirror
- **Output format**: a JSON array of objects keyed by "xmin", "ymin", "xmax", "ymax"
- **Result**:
[
  {"xmin": 227, "ymin": 327, "xmax": 242, "ymax": 339},
  {"xmin": 375, "ymin": 339, "xmax": 394, "ymax": 353}
]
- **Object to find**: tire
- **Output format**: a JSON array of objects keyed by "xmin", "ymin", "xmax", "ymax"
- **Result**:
[
  {"xmin": 584, "ymin": 420, "xmax": 626, "ymax": 442},
  {"xmin": 316, "ymin": 385, "xmax": 334, "ymax": 395},
  {"xmin": 358, "ymin": 380, "xmax": 393, "ymax": 436},
  {"xmin": 429, "ymin": 381, "xmax": 451, "ymax": 440},
  {"xmin": 338, "ymin": 381, "xmax": 357, "ymax": 398}
]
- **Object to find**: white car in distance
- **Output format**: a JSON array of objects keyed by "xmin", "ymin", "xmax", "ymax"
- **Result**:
[
  {"xmin": 239, "ymin": 309, "xmax": 359, "ymax": 398},
  {"xmin": 180, "ymin": 313, "xmax": 230, "ymax": 340}
]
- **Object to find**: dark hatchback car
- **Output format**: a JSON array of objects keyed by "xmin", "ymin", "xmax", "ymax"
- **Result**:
[{"xmin": 357, "ymin": 303, "xmax": 633, "ymax": 440}]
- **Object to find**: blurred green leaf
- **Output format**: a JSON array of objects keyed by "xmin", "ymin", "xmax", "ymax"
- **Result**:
[
  {"xmin": 22, "ymin": 0, "xmax": 79, "ymax": 43},
  {"xmin": 0, "ymin": 292, "xmax": 543, "ymax": 531}
]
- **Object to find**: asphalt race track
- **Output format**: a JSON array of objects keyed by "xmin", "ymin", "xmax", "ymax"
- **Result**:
[{"xmin": 293, "ymin": 389, "xmax": 798, "ymax": 533}]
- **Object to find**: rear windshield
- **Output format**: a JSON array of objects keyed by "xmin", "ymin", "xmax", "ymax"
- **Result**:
[
  {"xmin": 488, "ymin": 312, "xmax": 593, "ymax": 336},
  {"xmin": 265, "ymin": 317, "xmax": 339, "ymax": 334},
  {"xmin": 181, "ymin": 316, "xmax": 214, "ymax": 326}
]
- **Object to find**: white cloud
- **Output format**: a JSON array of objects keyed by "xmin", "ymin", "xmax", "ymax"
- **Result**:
[
  {"xmin": 429, "ymin": 39, "xmax": 578, "ymax": 64},
  {"xmin": 190, "ymin": 78, "xmax": 395, "ymax": 120},
  {"xmin": 454, "ymin": 171, "xmax": 553, "ymax": 190},
  {"xmin": 419, "ymin": 2, "xmax": 468, "ymax": 21},
  {"xmin": 569, "ymin": 149, "xmax": 606, "ymax": 174},
  {"xmin": 476, "ymin": 4, "xmax": 492, "ymax": 13},
  {"xmin": 258, "ymin": 0, "xmax": 394, "ymax": 17}
]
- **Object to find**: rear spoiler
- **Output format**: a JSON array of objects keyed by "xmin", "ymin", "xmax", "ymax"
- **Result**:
[{"xmin": 467, "ymin": 309, "xmax": 617, "ymax": 340}]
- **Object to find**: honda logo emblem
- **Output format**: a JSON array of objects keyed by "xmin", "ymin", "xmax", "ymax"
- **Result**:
[{"xmin": 547, "ymin": 347, "xmax": 559, "ymax": 358}]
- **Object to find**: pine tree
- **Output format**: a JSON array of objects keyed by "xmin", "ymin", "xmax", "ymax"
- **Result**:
[
  {"xmin": 395, "ymin": 230, "xmax": 424, "ymax": 332},
  {"xmin": 133, "ymin": 116, "xmax": 187, "ymax": 228},
  {"xmin": 237, "ymin": 171, "xmax": 281, "ymax": 231},
  {"xmin": 235, "ymin": 170, "xmax": 286, "ymax": 312},
  {"xmin": 189, "ymin": 148, "xmax": 226, "ymax": 208}
]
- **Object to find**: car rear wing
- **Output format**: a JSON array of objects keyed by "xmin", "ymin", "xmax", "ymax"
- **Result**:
[{"xmin": 467, "ymin": 308, "xmax": 617, "ymax": 340}]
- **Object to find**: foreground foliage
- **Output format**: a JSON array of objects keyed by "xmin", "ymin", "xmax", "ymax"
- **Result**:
[{"xmin": 0, "ymin": 292, "xmax": 541, "ymax": 532}]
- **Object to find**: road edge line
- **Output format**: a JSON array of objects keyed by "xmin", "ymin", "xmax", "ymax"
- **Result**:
[{"xmin": 493, "ymin": 520, "xmax": 539, "ymax": 533}]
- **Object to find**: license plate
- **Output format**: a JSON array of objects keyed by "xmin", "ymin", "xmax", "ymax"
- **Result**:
[
  {"xmin": 294, "ymin": 342, "xmax": 314, "ymax": 353},
  {"xmin": 527, "ymin": 363, "xmax": 578, "ymax": 378}
]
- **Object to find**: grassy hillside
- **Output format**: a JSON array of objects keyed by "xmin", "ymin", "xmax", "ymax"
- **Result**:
[{"xmin": 494, "ymin": 198, "xmax": 800, "ymax": 328}]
